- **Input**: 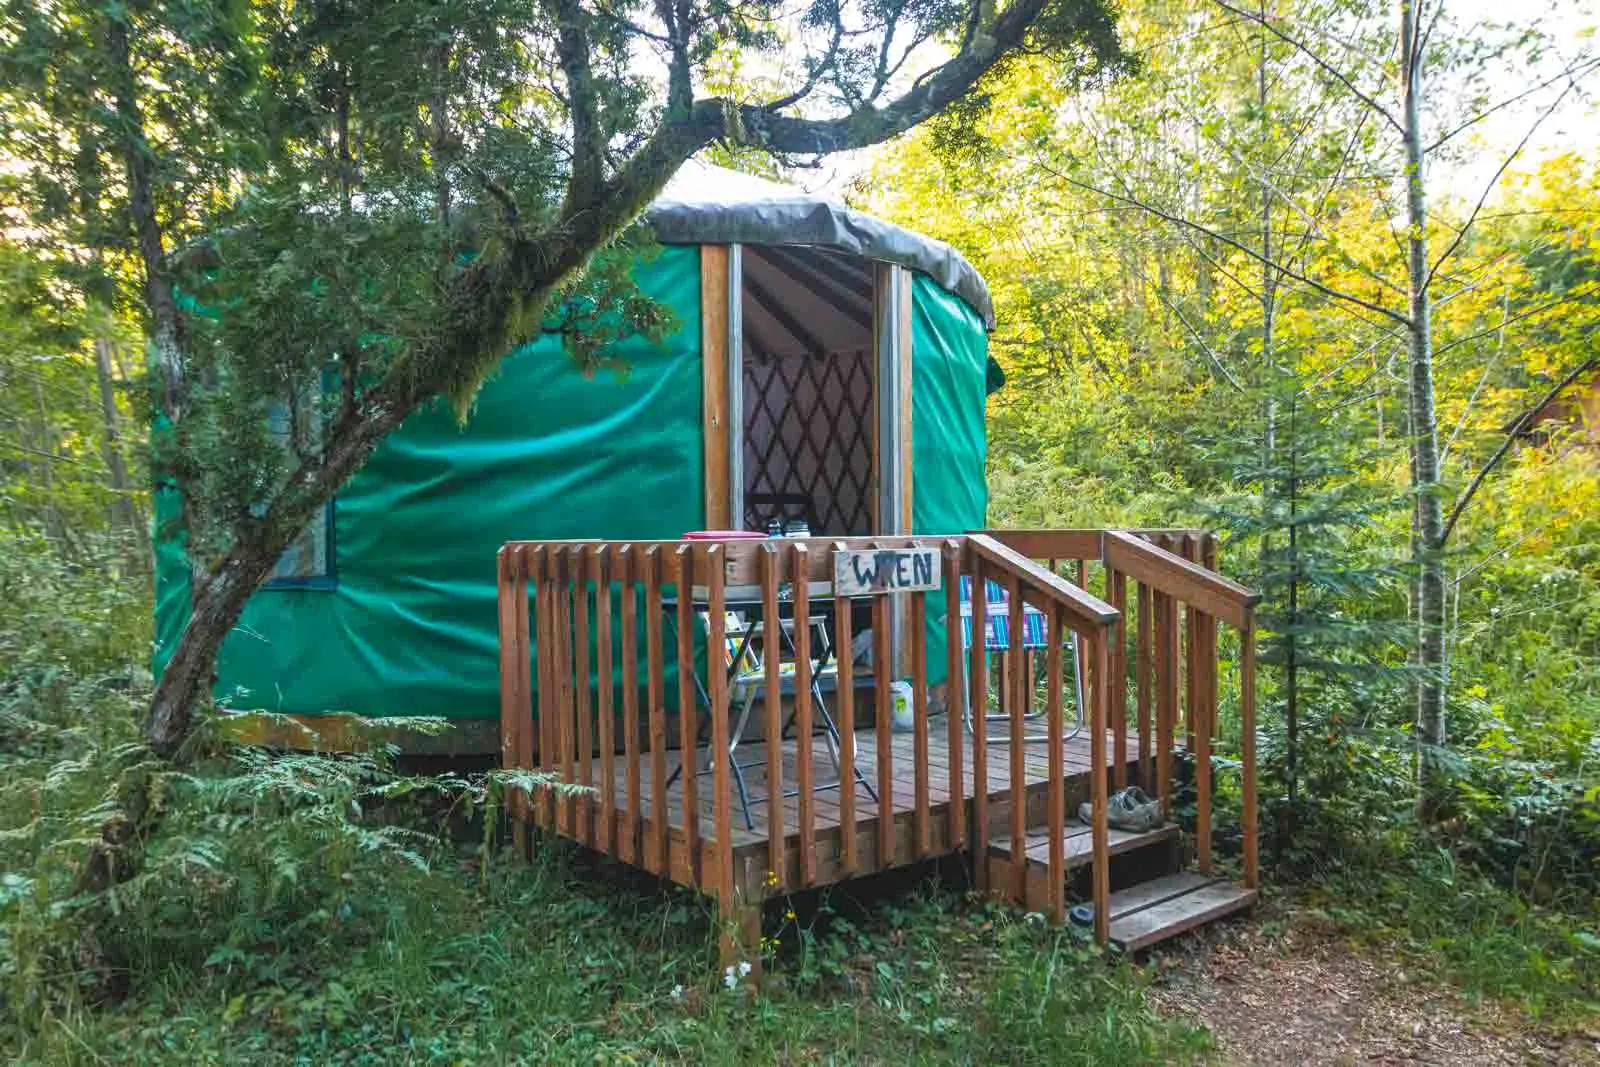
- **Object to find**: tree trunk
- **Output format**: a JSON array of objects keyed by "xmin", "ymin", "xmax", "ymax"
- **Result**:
[
  {"xmin": 145, "ymin": 546, "xmax": 279, "ymax": 754},
  {"xmin": 1400, "ymin": 0, "xmax": 1447, "ymax": 748}
]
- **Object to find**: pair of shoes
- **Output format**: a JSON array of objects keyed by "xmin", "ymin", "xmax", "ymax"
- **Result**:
[{"xmin": 1078, "ymin": 786, "xmax": 1164, "ymax": 832}]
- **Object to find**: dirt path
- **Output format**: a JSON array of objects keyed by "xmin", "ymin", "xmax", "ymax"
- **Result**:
[{"xmin": 1147, "ymin": 914, "xmax": 1598, "ymax": 1065}]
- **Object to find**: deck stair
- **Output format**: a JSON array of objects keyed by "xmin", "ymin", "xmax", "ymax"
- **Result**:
[
  {"xmin": 1091, "ymin": 870, "xmax": 1256, "ymax": 951},
  {"xmin": 988, "ymin": 823, "xmax": 1256, "ymax": 950}
]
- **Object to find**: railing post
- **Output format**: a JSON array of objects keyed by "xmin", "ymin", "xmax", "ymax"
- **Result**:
[
  {"xmin": 1045, "ymin": 604, "xmax": 1065, "ymax": 925},
  {"xmin": 497, "ymin": 546, "xmax": 531, "ymax": 849},
  {"xmin": 1241, "ymin": 613, "xmax": 1259, "ymax": 890},
  {"xmin": 1195, "ymin": 607, "xmax": 1214, "ymax": 875},
  {"xmin": 672, "ymin": 545, "xmax": 700, "ymax": 887}
]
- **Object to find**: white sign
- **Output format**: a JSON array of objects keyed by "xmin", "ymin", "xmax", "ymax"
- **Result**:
[{"xmin": 834, "ymin": 547, "xmax": 940, "ymax": 597}]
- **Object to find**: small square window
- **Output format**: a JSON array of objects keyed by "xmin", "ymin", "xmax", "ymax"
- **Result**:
[{"xmin": 263, "ymin": 390, "xmax": 336, "ymax": 590}]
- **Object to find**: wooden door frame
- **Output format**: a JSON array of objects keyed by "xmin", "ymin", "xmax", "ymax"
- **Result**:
[
  {"xmin": 702, "ymin": 247, "xmax": 911, "ymax": 543},
  {"xmin": 701, "ymin": 244, "xmax": 743, "ymax": 529}
]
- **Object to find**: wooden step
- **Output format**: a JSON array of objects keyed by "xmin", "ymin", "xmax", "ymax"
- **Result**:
[
  {"xmin": 985, "ymin": 822, "xmax": 1181, "ymax": 913},
  {"xmin": 988, "ymin": 820, "xmax": 1180, "ymax": 870},
  {"xmin": 1086, "ymin": 871, "xmax": 1257, "ymax": 951}
]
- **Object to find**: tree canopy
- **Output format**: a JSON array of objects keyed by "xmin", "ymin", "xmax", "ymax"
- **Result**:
[{"xmin": 1, "ymin": 0, "xmax": 1129, "ymax": 752}]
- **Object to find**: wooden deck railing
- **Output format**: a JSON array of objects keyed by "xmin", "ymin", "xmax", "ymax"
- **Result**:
[
  {"xmin": 980, "ymin": 528, "xmax": 1262, "ymax": 891},
  {"xmin": 496, "ymin": 529, "xmax": 1259, "ymax": 957}
]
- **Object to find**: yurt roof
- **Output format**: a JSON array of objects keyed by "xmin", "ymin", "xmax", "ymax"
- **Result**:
[{"xmin": 647, "ymin": 159, "xmax": 995, "ymax": 330}]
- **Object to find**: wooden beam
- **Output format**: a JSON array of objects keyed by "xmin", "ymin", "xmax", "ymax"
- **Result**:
[
  {"xmin": 743, "ymin": 270, "xmax": 830, "ymax": 356},
  {"xmin": 702, "ymin": 245, "xmax": 732, "ymax": 529},
  {"xmin": 899, "ymin": 267, "xmax": 914, "ymax": 537},
  {"xmin": 761, "ymin": 245, "xmax": 874, "ymax": 330}
]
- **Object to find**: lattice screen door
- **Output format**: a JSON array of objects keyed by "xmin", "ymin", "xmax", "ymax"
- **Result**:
[{"xmin": 740, "ymin": 347, "xmax": 875, "ymax": 536}]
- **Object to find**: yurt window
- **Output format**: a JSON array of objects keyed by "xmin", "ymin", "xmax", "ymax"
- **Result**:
[
  {"xmin": 263, "ymin": 388, "xmax": 336, "ymax": 589},
  {"xmin": 739, "ymin": 245, "xmax": 877, "ymax": 536}
]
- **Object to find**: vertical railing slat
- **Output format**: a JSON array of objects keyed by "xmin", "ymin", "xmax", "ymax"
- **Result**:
[
  {"xmin": 532, "ymin": 545, "xmax": 553, "ymax": 830},
  {"xmin": 556, "ymin": 547, "xmax": 577, "ymax": 837},
  {"xmin": 575, "ymin": 546, "xmax": 594, "ymax": 847},
  {"xmin": 1045, "ymin": 603, "xmax": 1065, "ymax": 924},
  {"xmin": 1090, "ymin": 628, "xmax": 1111, "ymax": 945},
  {"xmin": 832, "ymin": 544, "xmax": 858, "ymax": 877},
  {"xmin": 672, "ymin": 546, "xmax": 701, "ymax": 888},
  {"xmin": 645, "ymin": 546, "xmax": 669, "ymax": 875},
  {"xmin": 1006, "ymin": 572, "xmax": 1026, "ymax": 903},
  {"xmin": 1182, "ymin": 534, "xmax": 1199, "ymax": 759},
  {"xmin": 496, "ymin": 549, "xmax": 521, "ymax": 804},
  {"xmin": 1136, "ymin": 581, "xmax": 1153, "ymax": 795},
  {"xmin": 942, "ymin": 541, "xmax": 965, "ymax": 850},
  {"xmin": 619, "ymin": 545, "xmax": 641, "ymax": 864},
  {"xmin": 515, "ymin": 545, "xmax": 534, "ymax": 837},
  {"xmin": 909, "ymin": 587, "xmax": 930, "ymax": 858},
  {"xmin": 873, "ymin": 589, "xmax": 894, "ymax": 869},
  {"xmin": 761, "ymin": 544, "xmax": 785, "ymax": 889},
  {"xmin": 595, "ymin": 547, "xmax": 615, "ymax": 857},
  {"xmin": 1107, "ymin": 566, "xmax": 1127, "ymax": 791},
  {"xmin": 706, "ymin": 545, "xmax": 736, "ymax": 912},
  {"xmin": 969, "ymin": 555, "xmax": 989, "ymax": 891},
  {"xmin": 1155, "ymin": 589, "xmax": 1177, "ymax": 818},
  {"xmin": 793, "ymin": 542, "xmax": 817, "ymax": 886}
]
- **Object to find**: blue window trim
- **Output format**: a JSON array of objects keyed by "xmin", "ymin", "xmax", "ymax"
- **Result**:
[{"xmin": 263, "ymin": 495, "xmax": 337, "ymax": 591}]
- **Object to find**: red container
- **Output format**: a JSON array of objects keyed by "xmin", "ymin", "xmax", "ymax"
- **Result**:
[{"xmin": 681, "ymin": 530, "xmax": 765, "ymax": 540}]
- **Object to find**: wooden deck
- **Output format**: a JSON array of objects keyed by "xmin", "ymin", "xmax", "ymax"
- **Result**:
[
  {"xmin": 559, "ymin": 722, "xmax": 1144, "ymax": 899},
  {"xmin": 504, "ymin": 530, "xmax": 1261, "ymax": 960}
]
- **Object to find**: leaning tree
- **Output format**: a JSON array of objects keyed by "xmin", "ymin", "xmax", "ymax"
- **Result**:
[{"xmin": 0, "ymin": 0, "xmax": 1126, "ymax": 755}]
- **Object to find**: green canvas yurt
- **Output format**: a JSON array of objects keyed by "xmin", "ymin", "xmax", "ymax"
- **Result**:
[{"xmin": 154, "ymin": 162, "xmax": 994, "ymax": 748}]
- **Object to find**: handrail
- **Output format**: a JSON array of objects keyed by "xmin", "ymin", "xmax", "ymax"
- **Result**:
[
  {"xmin": 975, "ymin": 528, "xmax": 1214, "ymax": 563},
  {"xmin": 967, "ymin": 534, "xmax": 1119, "ymax": 628},
  {"xmin": 1102, "ymin": 530, "xmax": 1258, "ymax": 630}
]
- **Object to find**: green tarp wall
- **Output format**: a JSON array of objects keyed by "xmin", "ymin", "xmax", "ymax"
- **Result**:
[
  {"xmin": 154, "ymin": 251, "xmax": 990, "ymax": 719},
  {"xmin": 910, "ymin": 273, "xmax": 990, "ymax": 686},
  {"xmin": 154, "ymin": 246, "xmax": 705, "ymax": 720}
]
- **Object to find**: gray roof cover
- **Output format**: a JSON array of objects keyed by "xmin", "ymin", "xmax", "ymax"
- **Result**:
[{"xmin": 647, "ymin": 159, "xmax": 994, "ymax": 329}]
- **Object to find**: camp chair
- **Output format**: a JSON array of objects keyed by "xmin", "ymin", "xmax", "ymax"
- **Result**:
[
  {"xmin": 680, "ymin": 609, "xmax": 876, "ymax": 830},
  {"xmin": 958, "ymin": 576, "xmax": 1085, "ymax": 743}
]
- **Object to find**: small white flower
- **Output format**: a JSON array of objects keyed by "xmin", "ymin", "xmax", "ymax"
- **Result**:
[
  {"xmin": 671, "ymin": 984, "xmax": 685, "ymax": 1001},
  {"xmin": 738, "ymin": 960, "xmax": 753, "ymax": 978},
  {"xmin": 1024, "ymin": 911, "xmax": 1045, "ymax": 926},
  {"xmin": 723, "ymin": 964, "xmax": 738, "ymax": 990}
]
